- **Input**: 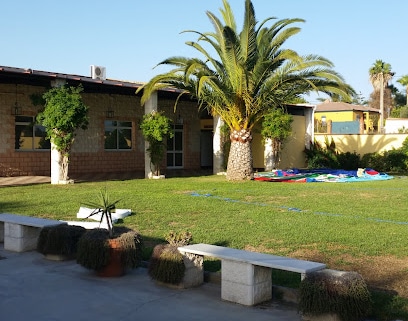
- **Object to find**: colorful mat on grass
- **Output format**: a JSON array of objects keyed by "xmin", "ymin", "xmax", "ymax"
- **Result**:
[{"xmin": 253, "ymin": 168, "xmax": 393, "ymax": 183}]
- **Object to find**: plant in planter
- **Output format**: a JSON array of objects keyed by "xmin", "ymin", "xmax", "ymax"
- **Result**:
[
  {"xmin": 299, "ymin": 269, "xmax": 372, "ymax": 321},
  {"xmin": 148, "ymin": 231, "xmax": 192, "ymax": 286},
  {"xmin": 76, "ymin": 189, "xmax": 143, "ymax": 277},
  {"xmin": 140, "ymin": 110, "xmax": 174, "ymax": 178},
  {"xmin": 37, "ymin": 224, "xmax": 87, "ymax": 261}
]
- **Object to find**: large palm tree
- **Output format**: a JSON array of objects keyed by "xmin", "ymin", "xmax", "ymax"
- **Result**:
[
  {"xmin": 397, "ymin": 75, "xmax": 408, "ymax": 106},
  {"xmin": 369, "ymin": 60, "xmax": 394, "ymax": 129},
  {"xmin": 369, "ymin": 60, "xmax": 393, "ymax": 91},
  {"xmin": 138, "ymin": 0, "xmax": 355, "ymax": 180}
]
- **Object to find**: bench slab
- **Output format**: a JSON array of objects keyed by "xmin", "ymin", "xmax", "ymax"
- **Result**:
[
  {"xmin": 0, "ymin": 213, "xmax": 66, "ymax": 252},
  {"xmin": 178, "ymin": 243, "xmax": 326, "ymax": 274},
  {"xmin": 179, "ymin": 243, "xmax": 326, "ymax": 306}
]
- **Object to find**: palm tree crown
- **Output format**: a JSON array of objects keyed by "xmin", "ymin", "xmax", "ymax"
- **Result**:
[
  {"xmin": 369, "ymin": 60, "xmax": 394, "ymax": 91},
  {"xmin": 138, "ymin": 0, "xmax": 355, "ymax": 180}
]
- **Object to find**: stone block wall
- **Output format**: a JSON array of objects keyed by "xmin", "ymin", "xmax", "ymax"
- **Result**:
[
  {"xmin": 0, "ymin": 83, "xmax": 204, "ymax": 177},
  {"xmin": 0, "ymin": 83, "xmax": 51, "ymax": 176}
]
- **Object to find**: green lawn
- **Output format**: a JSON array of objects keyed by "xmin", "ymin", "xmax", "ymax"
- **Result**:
[
  {"xmin": 1, "ymin": 174, "xmax": 408, "ymax": 319},
  {"xmin": 2, "ymin": 175, "xmax": 406, "ymax": 257}
]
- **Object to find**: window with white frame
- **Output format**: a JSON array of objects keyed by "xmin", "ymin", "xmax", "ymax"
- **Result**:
[
  {"xmin": 104, "ymin": 120, "xmax": 132, "ymax": 150},
  {"xmin": 15, "ymin": 116, "xmax": 50, "ymax": 150},
  {"xmin": 167, "ymin": 124, "xmax": 183, "ymax": 168}
]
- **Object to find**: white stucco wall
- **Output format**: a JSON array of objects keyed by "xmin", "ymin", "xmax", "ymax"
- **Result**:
[{"xmin": 385, "ymin": 118, "xmax": 408, "ymax": 133}]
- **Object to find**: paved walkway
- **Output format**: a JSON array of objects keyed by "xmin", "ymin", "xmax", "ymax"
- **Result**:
[
  {"xmin": 0, "ymin": 170, "xmax": 212, "ymax": 186},
  {"xmin": 0, "ymin": 247, "xmax": 302, "ymax": 321},
  {"xmin": 0, "ymin": 173, "xmax": 142, "ymax": 187},
  {"xmin": 0, "ymin": 176, "xmax": 50, "ymax": 187}
]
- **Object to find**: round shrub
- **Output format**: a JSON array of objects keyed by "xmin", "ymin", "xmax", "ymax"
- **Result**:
[
  {"xmin": 148, "ymin": 244, "xmax": 186, "ymax": 285},
  {"xmin": 299, "ymin": 270, "xmax": 372, "ymax": 321},
  {"xmin": 37, "ymin": 224, "xmax": 86, "ymax": 257},
  {"xmin": 76, "ymin": 227, "xmax": 143, "ymax": 272}
]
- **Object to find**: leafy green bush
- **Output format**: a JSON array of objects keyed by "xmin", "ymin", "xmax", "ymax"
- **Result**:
[
  {"xmin": 336, "ymin": 151, "xmax": 361, "ymax": 170},
  {"xmin": 394, "ymin": 106, "xmax": 408, "ymax": 119},
  {"xmin": 306, "ymin": 136, "xmax": 408, "ymax": 172},
  {"xmin": 360, "ymin": 152, "xmax": 385, "ymax": 171},
  {"xmin": 360, "ymin": 150, "xmax": 408, "ymax": 172},
  {"xmin": 370, "ymin": 290, "xmax": 408, "ymax": 321},
  {"xmin": 304, "ymin": 139, "xmax": 361, "ymax": 169},
  {"xmin": 401, "ymin": 136, "xmax": 408, "ymax": 154},
  {"xmin": 304, "ymin": 139, "xmax": 339, "ymax": 169}
]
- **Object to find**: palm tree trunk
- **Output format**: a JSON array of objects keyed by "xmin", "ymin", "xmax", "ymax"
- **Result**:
[
  {"xmin": 406, "ymin": 86, "xmax": 408, "ymax": 106},
  {"xmin": 226, "ymin": 129, "xmax": 253, "ymax": 180},
  {"xmin": 379, "ymin": 72, "xmax": 384, "ymax": 132}
]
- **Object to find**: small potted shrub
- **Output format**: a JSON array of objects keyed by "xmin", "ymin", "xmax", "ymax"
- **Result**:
[
  {"xmin": 148, "ymin": 231, "xmax": 192, "ymax": 287},
  {"xmin": 140, "ymin": 110, "xmax": 174, "ymax": 178},
  {"xmin": 299, "ymin": 269, "xmax": 372, "ymax": 321},
  {"xmin": 37, "ymin": 224, "xmax": 87, "ymax": 261},
  {"xmin": 76, "ymin": 189, "xmax": 143, "ymax": 277}
]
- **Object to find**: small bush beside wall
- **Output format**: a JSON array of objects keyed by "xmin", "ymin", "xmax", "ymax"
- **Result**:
[
  {"xmin": 360, "ymin": 150, "xmax": 408, "ymax": 172},
  {"xmin": 305, "ymin": 136, "xmax": 408, "ymax": 172}
]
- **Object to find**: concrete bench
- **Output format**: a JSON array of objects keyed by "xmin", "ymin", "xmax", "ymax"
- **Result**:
[
  {"xmin": 178, "ymin": 243, "xmax": 326, "ymax": 306},
  {"xmin": 0, "ymin": 213, "xmax": 67, "ymax": 252}
]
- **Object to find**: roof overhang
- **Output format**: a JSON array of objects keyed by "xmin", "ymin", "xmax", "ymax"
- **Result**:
[{"xmin": 0, "ymin": 65, "xmax": 192, "ymax": 100}]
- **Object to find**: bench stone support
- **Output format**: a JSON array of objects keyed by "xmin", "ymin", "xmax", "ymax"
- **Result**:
[
  {"xmin": 3, "ymin": 222, "xmax": 42, "ymax": 252},
  {"xmin": 0, "ymin": 213, "xmax": 67, "ymax": 252},
  {"xmin": 0, "ymin": 222, "xmax": 4, "ymax": 242},
  {"xmin": 221, "ymin": 259, "xmax": 272, "ymax": 306},
  {"xmin": 182, "ymin": 252, "xmax": 204, "ymax": 288}
]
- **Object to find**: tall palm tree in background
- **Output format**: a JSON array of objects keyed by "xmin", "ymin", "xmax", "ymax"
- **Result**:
[
  {"xmin": 397, "ymin": 75, "xmax": 408, "ymax": 106},
  {"xmin": 369, "ymin": 60, "xmax": 394, "ymax": 131},
  {"xmin": 138, "ymin": 0, "xmax": 355, "ymax": 180}
]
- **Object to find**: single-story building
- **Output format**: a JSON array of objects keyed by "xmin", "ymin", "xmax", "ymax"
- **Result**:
[
  {"xmin": 0, "ymin": 65, "xmax": 315, "ymax": 179},
  {"xmin": 315, "ymin": 101, "xmax": 380, "ymax": 134}
]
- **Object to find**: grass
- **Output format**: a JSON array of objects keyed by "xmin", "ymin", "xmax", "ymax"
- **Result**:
[{"xmin": 1, "ymin": 174, "xmax": 408, "ymax": 320}]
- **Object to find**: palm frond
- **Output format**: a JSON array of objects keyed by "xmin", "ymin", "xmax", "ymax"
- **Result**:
[{"xmin": 138, "ymin": 0, "xmax": 355, "ymax": 132}]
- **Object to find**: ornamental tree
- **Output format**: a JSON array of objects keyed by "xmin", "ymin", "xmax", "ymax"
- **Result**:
[
  {"xmin": 261, "ymin": 108, "xmax": 293, "ymax": 168},
  {"xmin": 37, "ymin": 84, "xmax": 89, "ymax": 183},
  {"xmin": 140, "ymin": 111, "xmax": 174, "ymax": 177}
]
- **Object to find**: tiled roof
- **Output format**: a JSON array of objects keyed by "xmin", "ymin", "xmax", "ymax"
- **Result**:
[{"xmin": 315, "ymin": 101, "xmax": 379, "ymax": 113}]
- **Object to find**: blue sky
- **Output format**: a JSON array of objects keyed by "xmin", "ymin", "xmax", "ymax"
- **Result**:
[{"xmin": 2, "ymin": 0, "xmax": 407, "ymax": 104}]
